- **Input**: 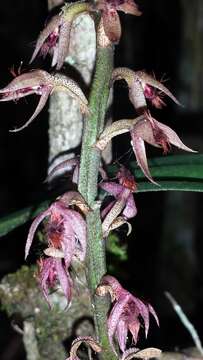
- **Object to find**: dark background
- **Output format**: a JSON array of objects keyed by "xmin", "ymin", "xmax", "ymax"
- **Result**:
[{"xmin": 0, "ymin": 0, "xmax": 203, "ymax": 358}]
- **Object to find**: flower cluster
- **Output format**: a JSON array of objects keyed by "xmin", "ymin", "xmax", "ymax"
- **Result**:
[
  {"xmin": 25, "ymin": 191, "xmax": 88, "ymax": 306},
  {"xmin": 96, "ymin": 68, "xmax": 196, "ymax": 183}
]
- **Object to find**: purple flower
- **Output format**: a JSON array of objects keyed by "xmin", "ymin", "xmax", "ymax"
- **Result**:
[
  {"xmin": 30, "ymin": 2, "xmax": 91, "ymax": 70},
  {"xmin": 25, "ymin": 192, "xmax": 88, "ymax": 304},
  {"xmin": 94, "ymin": 0, "xmax": 141, "ymax": 43},
  {"xmin": 96, "ymin": 113, "xmax": 196, "ymax": 184},
  {"xmin": 37, "ymin": 257, "xmax": 73, "ymax": 306},
  {"xmin": 97, "ymin": 275, "xmax": 159, "ymax": 354},
  {"xmin": 111, "ymin": 68, "xmax": 181, "ymax": 113},
  {"xmin": 0, "ymin": 70, "xmax": 88, "ymax": 132},
  {"xmin": 100, "ymin": 166, "xmax": 137, "ymax": 237},
  {"xmin": 25, "ymin": 192, "xmax": 87, "ymax": 265}
]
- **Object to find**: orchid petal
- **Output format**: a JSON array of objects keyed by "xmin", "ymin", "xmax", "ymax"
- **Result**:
[
  {"xmin": 137, "ymin": 71, "xmax": 181, "ymax": 106},
  {"xmin": 0, "ymin": 70, "xmax": 49, "ymax": 96},
  {"xmin": 55, "ymin": 258, "xmax": 72, "ymax": 301},
  {"xmin": 56, "ymin": 20, "xmax": 71, "ymax": 70},
  {"xmin": 123, "ymin": 193, "xmax": 137, "ymax": 218},
  {"xmin": 30, "ymin": 15, "xmax": 61, "ymax": 64},
  {"xmin": 148, "ymin": 303, "xmax": 160, "ymax": 327},
  {"xmin": 130, "ymin": 131, "xmax": 157, "ymax": 185},
  {"xmin": 102, "ymin": 189, "xmax": 130, "ymax": 237},
  {"xmin": 65, "ymin": 209, "xmax": 87, "ymax": 261},
  {"xmin": 128, "ymin": 319, "xmax": 140, "ymax": 346},
  {"xmin": 47, "ymin": 157, "xmax": 79, "ymax": 183},
  {"xmin": 133, "ymin": 298, "xmax": 150, "ymax": 337},
  {"xmin": 108, "ymin": 293, "xmax": 131, "ymax": 354},
  {"xmin": 116, "ymin": 318, "xmax": 128, "ymax": 352},
  {"xmin": 153, "ymin": 119, "xmax": 196, "ymax": 153},
  {"xmin": 100, "ymin": 182, "xmax": 124, "ymax": 197},
  {"xmin": 10, "ymin": 87, "xmax": 52, "ymax": 132},
  {"xmin": 118, "ymin": 0, "xmax": 142, "ymax": 16},
  {"xmin": 25, "ymin": 208, "xmax": 51, "ymax": 259},
  {"xmin": 40, "ymin": 258, "xmax": 54, "ymax": 306}
]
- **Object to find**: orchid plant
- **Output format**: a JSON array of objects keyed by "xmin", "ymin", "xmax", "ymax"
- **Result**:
[{"xmin": 0, "ymin": 0, "xmax": 201, "ymax": 359}]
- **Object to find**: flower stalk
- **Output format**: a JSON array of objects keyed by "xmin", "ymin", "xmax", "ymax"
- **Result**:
[{"xmin": 78, "ymin": 24, "xmax": 116, "ymax": 360}]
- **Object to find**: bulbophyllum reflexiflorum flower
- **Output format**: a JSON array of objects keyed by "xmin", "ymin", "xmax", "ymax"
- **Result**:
[
  {"xmin": 30, "ymin": 1, "xmax": 91, "ymax": 70},
  {"xmin": 65, "ymin": 336, "xmax": 101, "ymax": 360},
  {"xmin": 0, "ymin": 70, "xmax": 88, "ymax": 132},
  {"xmin": 25, "ymin": 191, "xmax": 88, "ymax": 305},
  {"xmin": 96, "ymin": 275, "xmax": 159, "ymax": 354},
  {"xmin": 37, "ymin": 256, "xmax": 73, "ymax": 306},
  {"xmin": 25, "ymin": 191, "xmax": 87, "ymax": 264},
  {"xmin": 111, "ymin": 68, "xmax": 181, "ymax": 113},
  {"xmin": 94, "ymin": 0, "xmax": 141, "ymax": 43},
  {"xmin": 96, "ymin": 113, "xmax": 196, "ymax": 184},
  {"xmin": 100, "ymin": 166, "xmax": 137, "ymax": 237}
]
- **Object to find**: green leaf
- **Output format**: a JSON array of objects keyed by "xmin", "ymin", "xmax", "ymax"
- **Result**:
[
  {"xmin": 0, "ymin": 154, "xmax": 203, "ymax": 238},
  {"xmin": 0, "ymin": 200, "xmax": 51, "ymax": 238}
]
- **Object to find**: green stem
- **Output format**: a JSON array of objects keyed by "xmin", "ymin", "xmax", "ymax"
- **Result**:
[
  {"xmin": 78, "ymin": 41, "xmax": 116, "ymax": 359},
  {"xmin": 79, "ymin": 45, "xmax": 113, "ymax": 205}
]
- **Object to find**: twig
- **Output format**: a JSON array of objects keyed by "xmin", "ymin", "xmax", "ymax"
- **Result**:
[{"xmin": 165, "ymin": 291, "xmax": 203, "ymax": 355}]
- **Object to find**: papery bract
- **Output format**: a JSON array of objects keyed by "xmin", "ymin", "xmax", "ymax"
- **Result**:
[{"xmin": 66, "ymin": 336, "xmax": 101, "ymax": 360}]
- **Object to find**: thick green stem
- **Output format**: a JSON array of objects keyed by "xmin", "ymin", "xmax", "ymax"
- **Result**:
[
  {"xmin": 79, "ymin": 45, "xmax": 113, "ymax": 205},
  {"xmin": 78, "ymin": 42, "xmax": 116, "ymax": 359}
]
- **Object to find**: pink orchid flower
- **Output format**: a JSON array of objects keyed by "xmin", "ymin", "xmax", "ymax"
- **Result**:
[
  {"xmin": 25, "ymin": 191, "xmax": 87, "ymax": 266},
  {"xmin": 0, "ymin": 70, "xmax": 88, "ymax": 132},
  {"xmin": 37, "ymin": 257, "xmax": 73, "ymax": 306},
  {"xmin": 130, "ymin": 113, "xmax": 196, "ymax": 183},
  {"xmin": 96, "ymin": 113, "xmax": 196, "ymax": 184},
  {"xmin": 30, "ymin": 2, "xmax": 90, "ymax": 70},
  {"xmin": 97, "ymin": 275, "xmax": 159, "ymax": 354},
  {"xmin": 111, "ymin": 68, "xmax": 181, "ymax": 113},
  {"xmin": 100, "ymin": 166, "xmax": 137, "ymax": 237},
  {"xmin": 94, "ymin": 0, "xmax": 141, "ymax": 43}
]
